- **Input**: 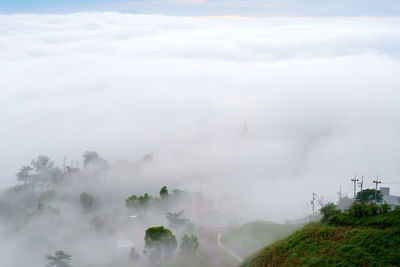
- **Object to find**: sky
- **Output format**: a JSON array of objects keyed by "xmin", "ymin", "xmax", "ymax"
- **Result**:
[
  {"xmin": 1, "ymin": 0, "xmax": 400, "ymax": 16},
  {"xmin": 1, "ymin": 12, "xmax": 400, "ymax": 220}
]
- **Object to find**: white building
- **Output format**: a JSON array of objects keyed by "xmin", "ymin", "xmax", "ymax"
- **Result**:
[{"xmin": 380, "ymin": 187, "xmax": 400, "ymax": 207}]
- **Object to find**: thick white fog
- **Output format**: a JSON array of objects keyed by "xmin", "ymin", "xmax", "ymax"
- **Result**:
[{"xmin": 1, "ymin": 13, "xmax": 400, "ymax": 222}]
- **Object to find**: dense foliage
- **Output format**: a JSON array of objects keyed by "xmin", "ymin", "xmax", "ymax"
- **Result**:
[
  {"xmin": 240, "ymin": 222, "xmax": 400, "ymax": 267},
  {"xmin": 355, "ymin": 189, "xmax": 383, "ymax": 204},
  {"xmin": 240, "ymin": 202, "xmax": 400, "ymax": 267},
  {"xmin": 321, "ymin": 202, "xmax": 397, "ymax": 228},
  {"xmin": 145, "ymin": 226, "xmax": 178, "ymax": 263},
  {"xmin": 125, "ymin": 193, "xmax": 151, "ymax": 209}
]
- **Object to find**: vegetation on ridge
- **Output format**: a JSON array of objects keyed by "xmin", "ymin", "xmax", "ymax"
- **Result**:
[{"xmin": 240, "ymin": 203, "xmax": 400, "ymax": 267}]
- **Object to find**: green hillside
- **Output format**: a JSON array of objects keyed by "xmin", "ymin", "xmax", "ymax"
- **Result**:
[
  {"xmin": 240, "ymin": 206, "xmax": 400, "ymax": 267},
  {"xmin": 221, "ymin": 221, "xmax": 303, "ymax": 258}
]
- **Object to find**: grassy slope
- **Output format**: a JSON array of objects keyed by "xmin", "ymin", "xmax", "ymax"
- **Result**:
[
  {"xmin": 221, "ymin": 221, "xmax": 303, "ymax": 259},
  {"xmin": 240, "ymin": 210, "xmax": 400, "ymax": 267}
]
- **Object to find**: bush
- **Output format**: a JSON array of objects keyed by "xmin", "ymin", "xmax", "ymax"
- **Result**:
[
  {"xmin": 347, "ymin": 202, "xmax": 386, "ymax": 218},
  {"xmin": 380, "ymin": 202, "xmax": 392, "ymax": 214},
  {"xmin": 325, "ymin": 202, "xmax": 399, "ymax": 228},
  {"xmin": 320, "ymin": 203, "xmax": 340, "ymax": 223}
]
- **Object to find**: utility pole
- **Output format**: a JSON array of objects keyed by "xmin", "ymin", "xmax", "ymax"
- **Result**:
[
  {"xmin": 351, "ymin": 174, "xmax": 359, "ymax": 198},
  {"xmin": 63, "ymin": 157, "xmax": 66, "ymax": 175},
  {"xmin": 337, "ymin": 186, "xmax": 342, "ymax": 199},
  {"xmin": 358, "ymin": 175, "xmax": 364, "ymax": 191},
  {"xmin": 373, "ymin": 176, "xmax": 382, "ymax": 204},
  {"xmin": 311, "ymin": 193, "xmax": 317, "ymax": 216}
]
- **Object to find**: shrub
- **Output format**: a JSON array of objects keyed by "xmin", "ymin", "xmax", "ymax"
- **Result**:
[
  {"xmin": 380, "ymin": 202, "xmax": 392, "ymax": 214},
  {"xmin": 347, "ymin": 202, "xmax": 382, "ymax": 218},
  {"xmin": 320, "ymin": 203, "xmax": 340, "ymax": 223}
]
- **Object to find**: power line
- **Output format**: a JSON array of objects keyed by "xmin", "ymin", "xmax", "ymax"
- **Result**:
[{"xmin": 381, "ymin": 181, "xmax": 400, "ymax": 184}]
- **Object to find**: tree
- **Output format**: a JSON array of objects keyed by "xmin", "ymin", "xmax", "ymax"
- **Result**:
[
  {"xmin": 166, "ymin": 211, "xmax": 190, "ymax": 231},
  {"xmin": 160, "ymin": 186, "xmax": 168, "ymax": 199},
  {"xmin": 356, "ymin": 189, "xmax": 383, "ymax": 204},
  {"xmin": 16, "ymin": 165, "xmax": 33, "ymax": 184},
  {"xmin": 29, "ymin": 155, "xmax": 61, "ymax": 186},
  {"xmin": 83, "ymin": 151, "xmax": 106, "ymax": 169},
  {"xmin": 80, "ymin": 192, "xmax": 94, "ymax": 210},
  {"xmin": 180, "ymin": 234, "xmax": 199, "ymax": 256},
  {"xmin": 45, "ymin": 250, "xmax": 72, "ymax": 267},
  {"xmin": 144, "ymin": 226, "xmax": 177, "ymax": 263},
  {"xmin": 31, "ymin": 155, "xmax": 54, "ymax": 172},
  {"xmin": 126, "ymin": 193, "xmax": 151, "ymax": 209}
]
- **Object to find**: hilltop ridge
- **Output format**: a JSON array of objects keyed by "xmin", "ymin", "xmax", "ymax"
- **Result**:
[{"xmin": 240, "ymin": 205, "xmax": 400, "ymax": 267}]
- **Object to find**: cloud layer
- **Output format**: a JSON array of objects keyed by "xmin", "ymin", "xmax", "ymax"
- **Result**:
[{"xmin": 1, "ymin": 13, "xmax": 400, "ymax": 220}]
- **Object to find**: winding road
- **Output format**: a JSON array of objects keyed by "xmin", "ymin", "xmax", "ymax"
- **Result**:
[{"xmin": 217, "ymin": 232, "xmax": 243, "ymax": 263}]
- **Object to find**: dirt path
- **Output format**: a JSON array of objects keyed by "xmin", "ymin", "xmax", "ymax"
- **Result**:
[
  {"xmin": 217, "ymin": 232, "xmax": 243, "ymax": 264},
  {"xmin": 197, "ymin": 226, "xmax": 240, "ymax": 267}
]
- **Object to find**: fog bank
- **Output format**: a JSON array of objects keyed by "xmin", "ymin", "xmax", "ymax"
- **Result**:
[{"xmin": 1, "ymin": 13, "xmax": 400, "ymax": 221}]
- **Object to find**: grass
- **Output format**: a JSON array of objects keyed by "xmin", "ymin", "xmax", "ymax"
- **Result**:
[{"xmin": 240, "ymin": 209, "xmax": 400, "ymax": 267}]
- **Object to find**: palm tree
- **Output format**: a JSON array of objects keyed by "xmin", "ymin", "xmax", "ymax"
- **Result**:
[
  {"xmin": 45, "ymin": 250, "xmax": 72, "ymax": 267},
  {"xmin": 16, "ymin": 165, "xmax": 33, "ymax": 185}
]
